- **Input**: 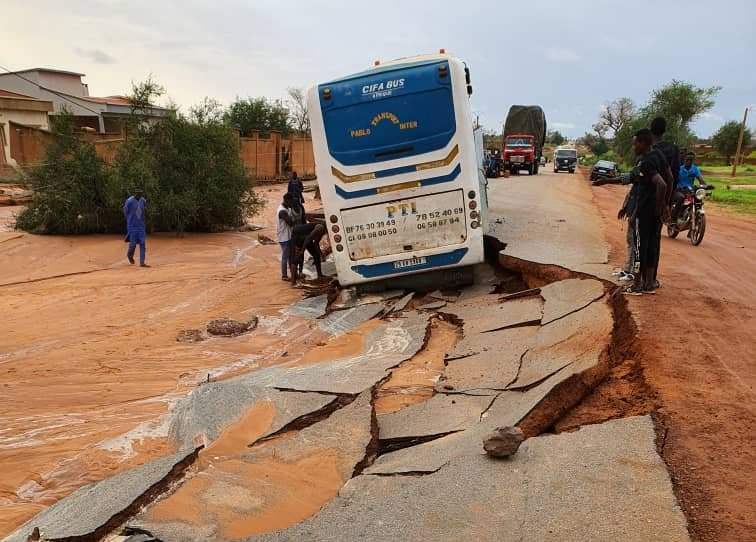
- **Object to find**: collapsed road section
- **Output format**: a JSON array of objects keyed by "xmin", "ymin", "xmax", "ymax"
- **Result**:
[
  {"xmin": 3, "ymin": 173, "xmax": 690, "ymax": 542},
  {"xmin": 3, "ymin": 271, "xmax": 688, "ymax": 542}
]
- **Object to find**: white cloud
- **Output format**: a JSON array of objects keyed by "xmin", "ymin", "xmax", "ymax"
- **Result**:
[
  {"xmin": 551, "ymin": 122, "xmax": 576, "ymax": 130},
  {"xmin": 543, "ymin": 47, "xmax": 582, "ymax": 63},
  {"xmin": 700, "ymin": 112, "xmax": 724, "ymax": 122},
  {"xmin": 74, "ymin": 48, "xmax": 115, "ymax": 65}
]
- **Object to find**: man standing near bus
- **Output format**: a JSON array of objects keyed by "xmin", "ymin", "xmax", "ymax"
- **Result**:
[{"xmin": 277, "ymin": 193, "xmax": 295, "ymax": 281}]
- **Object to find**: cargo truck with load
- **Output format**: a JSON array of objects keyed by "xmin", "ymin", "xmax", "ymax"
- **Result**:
[{"xmin": 502, "ymin": 105, "xmax": 546, "ymax": 175}]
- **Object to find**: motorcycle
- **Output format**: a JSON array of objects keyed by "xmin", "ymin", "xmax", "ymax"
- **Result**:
[{"xmin": 667, "ymin": 185, "xmax": 714, "ymax": 246}]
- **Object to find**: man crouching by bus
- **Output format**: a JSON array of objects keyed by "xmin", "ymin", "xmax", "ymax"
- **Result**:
[{"xmin": 289, "ymin": 223, "xmax": 327, "ymax": 284}]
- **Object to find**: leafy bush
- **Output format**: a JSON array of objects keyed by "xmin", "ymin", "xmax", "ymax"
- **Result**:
[
  {"xmin": 15, "ymin": 115, "xmax": 113, "ymax": 234},
  {"xmin": 17, "ymin": 104, "xmax": 263, "ymax": 234}
]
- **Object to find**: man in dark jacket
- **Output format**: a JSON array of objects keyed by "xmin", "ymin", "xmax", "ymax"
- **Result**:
[
  {"xmin": 622, "ymin": 129, "xmax": 669, "ymax": 295},
  {"xmin": 287, "ymin": 172, "xmax": 305, "ymax": 215}
]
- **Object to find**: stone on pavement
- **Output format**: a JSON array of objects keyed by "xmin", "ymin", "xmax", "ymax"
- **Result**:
[
  {"xmin": 286, "ymin": 294, "xmax": 329, "ymax": 319},
  {"xmin": 508, "ymin": 300, "xmax": 612, "ymax": 390},
  {"xmin": 206, "ymin": 317, "xmax": 258, "ymax": 336},
  {"xmin": 246, "ymin": 313, "xmax": 429, "ymax": 394},
  {"xmin": 168, "ymin": 382, "xmax": 334, "ymax": 450},
  {"xmin": 318, "ymin": 302, "xmax": 385, "ymax": 335},
  {"xmin": 377, "ymin": 394, "xmax": 493, "ymax": 440},
  {"xmin": 252, "ymin": 416, "xmax": 689, "ymax": 542},
  {"xmin": 483, "ymin": 425, "xmax": 525, "ymax": 458},
  {"xmin": 540, "ymin": 278, "xmax": 605, "ymax": 325},
  {"xmin": 133, "ymin": 391, "xmax": 374, "ymax": 542},
  {"xmin": 2, "ymin": 449, "xmax": 198, "ymax": 542}
]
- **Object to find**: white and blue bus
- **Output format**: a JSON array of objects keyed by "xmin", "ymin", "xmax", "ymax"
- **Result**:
[{"xmin": 307, "ymin": 51, "xmax": 487, "ymax": 286}]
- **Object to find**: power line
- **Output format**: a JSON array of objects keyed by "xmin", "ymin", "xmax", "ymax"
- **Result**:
[{"xmin": 0, "ymin": 64, "xmax": 104, "ymax": 116}]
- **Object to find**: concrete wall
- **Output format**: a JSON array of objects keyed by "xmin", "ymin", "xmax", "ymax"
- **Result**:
[
  {"xmin": 8, "ymin": 121, "xmax": 54, "ymax": 166},
  {"xmin": 239, "ymin": 132, "xmax": 315, "ymax": 180},
  {"xmin": 1, "ymin": 110, "xmax": 50, "ymax": 166},
  {"xmin": 37, "ymin": 71, "xmax": 88, "ymax": 96}
]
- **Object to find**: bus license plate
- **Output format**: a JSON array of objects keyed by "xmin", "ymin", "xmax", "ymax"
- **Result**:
[
  {"xmin": 341, "ymin": 190, "xmax": 467, "ymax": 261},
  {"xmin": 394, "ymin": 256, "xmax": 427, "ymax": 269}
]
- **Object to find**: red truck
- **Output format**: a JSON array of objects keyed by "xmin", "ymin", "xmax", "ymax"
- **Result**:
[
  {"xmin": 502, "ymin": 105, "xmax": 546, "ymax": 175},
  {"xmin": 502, "ymin": 134, "xmax": 539, "ymax": 175}
]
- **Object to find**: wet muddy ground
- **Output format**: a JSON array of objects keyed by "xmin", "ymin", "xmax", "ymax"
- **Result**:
[{"xmin": 0, "ymin": 174, "xmax": 697, "ymax": 542}]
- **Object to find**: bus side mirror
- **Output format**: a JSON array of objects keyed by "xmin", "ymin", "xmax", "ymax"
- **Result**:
[{"xmin": 467, "ymin": 85, "xmax": 473, "ymax": 96}]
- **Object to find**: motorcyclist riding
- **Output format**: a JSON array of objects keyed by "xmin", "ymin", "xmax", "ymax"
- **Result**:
[{"xmin": 672, "ymin": 153, "xmax": 706, "ymax": 220}]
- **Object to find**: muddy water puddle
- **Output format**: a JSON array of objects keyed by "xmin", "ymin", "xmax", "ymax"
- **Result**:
[
  {"xmin": 375, "ymin": 319, "xmax": 458, "ymax": 415},
  {"xmin": 0, "ymin": 186, "xmax": 328, "ymax": 537}
]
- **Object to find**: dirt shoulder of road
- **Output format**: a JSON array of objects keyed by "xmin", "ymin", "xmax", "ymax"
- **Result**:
[{"xmin": 586, "ymin": 170, "xmax": 756, "ymax": 542}]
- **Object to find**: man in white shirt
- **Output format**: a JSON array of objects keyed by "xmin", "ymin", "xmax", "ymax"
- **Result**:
[{"xmin": 277, "ymin": 193, "xmax": 295, "ymax": 280}]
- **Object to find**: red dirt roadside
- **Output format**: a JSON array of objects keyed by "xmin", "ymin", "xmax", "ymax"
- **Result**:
[{"xmin": 591, "ymin": 176, "xmax": 756, "ymax": 542}]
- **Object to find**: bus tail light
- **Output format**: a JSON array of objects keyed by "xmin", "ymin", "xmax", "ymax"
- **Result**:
[
  {"xmin": 331, "ymin": 225, "xmax": 340, "ymax": 233},
  {"xmin": 469, "ymin": 211, "xmax": 479, "ymax": 220},
  {"xmin": 336, "ymin": 244, "xmax": 344, "ymax": 252},
  {"xmin": 468, "ymin": 200, "xmax": 477, "ymax": 210},
  {"xmin": 329, "ymin": 215, "xmax": 338, "ymax": 224},
  {"xmin": 333, "ymin": 234, "xmax": 342, "ymax": 243},
  {"xmin": 471, "ymin": 221, "xmax": 479, "ymax": 229},
  {"xmin": 468, "ymin": 190, "xmax": 476, "ymax": 199}
]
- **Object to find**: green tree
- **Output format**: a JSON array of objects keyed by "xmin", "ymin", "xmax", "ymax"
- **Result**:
[
  {"xmin": 16, "ymin": 112, "xmax": 113, "ymax": 234},
  {"xmin": 597, "ymin": 97, "xmax": 636, "ymax": 135},
  {"xmin": 548, "ymin": 130, "xmax": 565, "ymax": 145},
  {"xmin": 648, "ymin": 80, "xmax": 720, "ymax": 125},
  {"xmin": 580, "ymin": 132, "xmax": 609, "ymax": 156},
  {"xmin": 712, "ymin": 121, "xmax": 752, "ymax": 164},
  {"xmin": 286, "ymin": 87, "xmax": 310, "ymax": 134},
  {"xmin": 18, "ymin": 81, "xmax": 264, "ymax": 235},
  {"xmin": 224, "ymin": 97, "xmax": 292, "ymax": 136}
]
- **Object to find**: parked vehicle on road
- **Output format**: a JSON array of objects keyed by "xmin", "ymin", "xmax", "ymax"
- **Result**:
[
  {"xmin": 553, "ymin": 147, "xmax": 578, "ymax": 173},
  {"xmin": 502, "ymin": 105, "xmax": 546, "ymax": 175},
  {"xmin": 590, "ymin": 160, "xmax": 619, "ymax": 182},
  {"xmin": 667, "ymin": 185, "xmax": 713, "ymax": 245},
  {"xmin": 307, "ymin": 51, "xmax": 487, "ymax": 286},
  {"xmin": 539, "ymin": 156, "xmax": 546, "ymax": 167}
]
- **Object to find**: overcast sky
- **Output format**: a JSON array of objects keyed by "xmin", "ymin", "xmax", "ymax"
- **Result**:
[{"xmin": 3, "ymin": 0, "xmax": 754, "ymax": 137}]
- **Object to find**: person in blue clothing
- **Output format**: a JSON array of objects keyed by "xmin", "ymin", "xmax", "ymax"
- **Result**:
[
  {"xmin": 124, "ymin": 189, "xmax": 149, "ymax": 267},
  {"xmin": 672, "ymin": 153, "xmax": 706, "ymax": 219}
]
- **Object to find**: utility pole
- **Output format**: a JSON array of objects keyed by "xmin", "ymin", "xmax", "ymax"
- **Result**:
[{"xmin": 731, "ymin": 106, "xmax": 750, "ymax": 177}]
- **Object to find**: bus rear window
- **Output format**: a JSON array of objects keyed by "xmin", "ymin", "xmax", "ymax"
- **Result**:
[{"xmin": 320, "ymin": 62, "xmax": 456, "ymax": 166}]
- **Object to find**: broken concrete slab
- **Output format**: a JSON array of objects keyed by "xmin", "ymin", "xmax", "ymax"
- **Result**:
[
  {"xmin": 132, "ymin": 391, "xmax": 374, "ymax": 542},
  {"xmin": 245, "ymin": 313, "xmax": 429, "ymax": 395},
  {"xmin": 439, "ymin": 325, "xmax": 537, "ymax": 393},
  {"xmin": 366, "ymin": 376, "xmax": 565, "ymax": 475},
  {"xmin": 254, "ymin": 416, "xmax": 689, "ymax": 542},
  {"xmin": 447, "ymin": 295, "xmax": 543, "ymax": 333},
  {"xmin": 2, "ymin": 449, "xmax": 198, "ymax": 542},
  {"xmin": 417, "ymin": 300, "xmax": 446, "ymax": 310},
  {"xmin": 385, "ymin": 292, "xmax": 413, "ymax": 315},
  {"xmin": 508, "ymin": 299, "xmax": 613, "ymax": 390},
  {"xmin": 286, "ymin": 294, "xmax": 329, "ymax": 319},
  {"xmin": 168, "ymin": 382, "xmax": 334, "ymax": 450},
  {"xmin": 428, "ymin": 290, "xmax": 459, "ymax": 302},
  {"xmin": 540, "ymin": 278, "xmax": 605, "ymax": 325},
  {"xmin": 318, "ymin": 302, "xmax": 385, "ymax": 336},
  {"xmin": 377, "ymin": 394, "xmax": 493, "ymax": 440},
  {"xmin": 487, "ymin": 175, "xmax": 611, "ymax": 280}
]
